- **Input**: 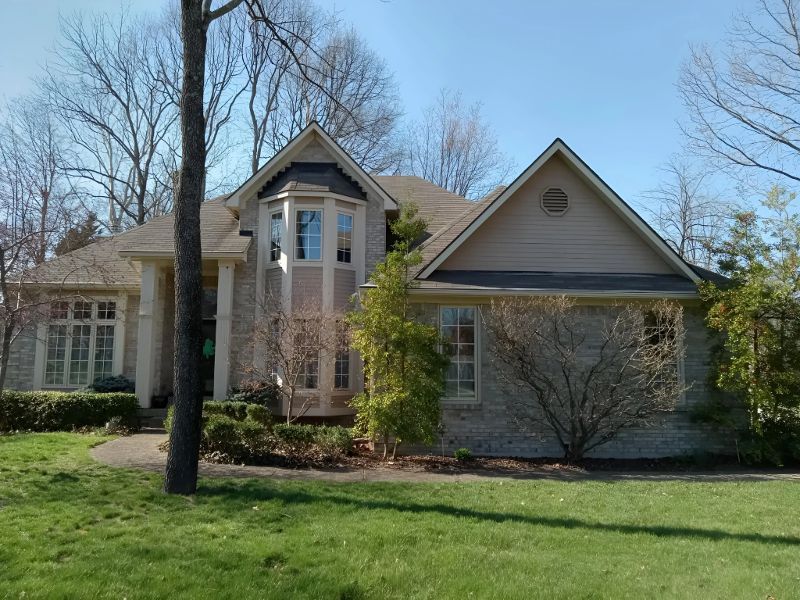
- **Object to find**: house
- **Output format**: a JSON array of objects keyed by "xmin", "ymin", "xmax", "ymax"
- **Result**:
[{"xmin": 6, "ymin": 122, "xmax": 724, "ymax": 458}]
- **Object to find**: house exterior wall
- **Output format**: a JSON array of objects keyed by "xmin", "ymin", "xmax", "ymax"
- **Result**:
[
  {"xmin": 229, "ymin": 201, "xmax": 260, "ymax": 391},
  {"xmin": 122, "ymin": 295, "xmax": 140, "ymax": 380},
  {"xmin": 334, "ymin": 268, "xmax": 356, "ymax": 309},
  {"xmin": 440, "ymin": 155, "xmax": 676, "ymax": 274},
  {"xmin": 415, "ymin": 301, "xmax": 728, "ymax": 459},
  {"xmin": 5, "ymin": 325, "xmax": 37, "ymax": 390}
]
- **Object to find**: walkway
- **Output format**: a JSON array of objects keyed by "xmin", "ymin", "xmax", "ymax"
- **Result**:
[{"xmin": 90, "ymin": 432, "xmax": 800, "ymax": 483}]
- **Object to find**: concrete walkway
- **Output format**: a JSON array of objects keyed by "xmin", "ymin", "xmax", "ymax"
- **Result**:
[{"xmin": 90, "ymin": 432, "xmax": 800, "ymax": 483}]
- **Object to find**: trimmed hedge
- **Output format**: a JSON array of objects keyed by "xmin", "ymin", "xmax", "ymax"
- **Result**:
[
  {"xmin": 203, "ymin": 414, "xmax": 272, "ymax": 463},
  {"xmin": 0, "ymin": 390, "xmax": 139, "ymax": 432}
]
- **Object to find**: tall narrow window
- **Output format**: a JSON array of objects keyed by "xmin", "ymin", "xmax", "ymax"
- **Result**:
[
  {"xmin": 43, "ymin": 300, "xmax": 117, "ymax": 387},
  {"xmin": 334, "ymin": 321, "xmax": 350, "ymax": 389},
  {"xmin": 295, "ymin": 323, "xmax": 319, "ymax": 389},
  {"xmin": 295, "ymin": 209, "xmax": 322, "ymax": 260},
  {"xmin": 337, "ymin": 212, "xmax": 353, "ymax": 263},
  {"xmin": 269, "ymin": 211, "xmax": 282, "ymax": 261},
  {"xmin": 440, "ymin": 306, "xmax": 476, "ymax": 399}
]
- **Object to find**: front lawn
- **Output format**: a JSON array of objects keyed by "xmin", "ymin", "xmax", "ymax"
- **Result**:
[{"xmin": 1, "ymin": 434, "xmax": 798, "ymax": 599}]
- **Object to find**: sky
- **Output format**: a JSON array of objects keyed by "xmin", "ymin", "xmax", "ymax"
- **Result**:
[{"xmin": 0, "ymin": 0, "xmax": 753, "ymax": 203}]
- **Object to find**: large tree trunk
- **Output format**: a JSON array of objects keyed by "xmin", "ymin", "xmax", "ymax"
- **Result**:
[{"xmin": 164, "ymin": 0, "xmax": 208, "ymax": 495}]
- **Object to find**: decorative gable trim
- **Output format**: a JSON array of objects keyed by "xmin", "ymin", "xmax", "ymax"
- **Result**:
[
  {"xmin": 226, "ymin": 122, "xmax": 397, "ymax": 211},
  {"xmin": 418, "ymin": 139, "xmax": 700, "ymax": 282}
]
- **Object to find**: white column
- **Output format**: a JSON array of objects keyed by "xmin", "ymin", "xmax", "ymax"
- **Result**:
[
  {"xmin": 213, "ymin": 260, "xmax": 236, "ymax": 400},
  {"xmin": 135, "ymin": 262, "xmax": 160, "ymax": 408}
]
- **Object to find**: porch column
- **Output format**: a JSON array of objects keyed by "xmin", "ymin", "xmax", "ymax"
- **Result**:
[
  {"xmin": 135, "ymin": 261, "xmax": 160, "ymax": 408},
  {"xmin": 213, "ymin": 260, "xmax": 236, "ymax": 400}
]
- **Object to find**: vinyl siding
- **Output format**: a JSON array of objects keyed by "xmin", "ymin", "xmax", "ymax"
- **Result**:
[
  {"xmin": 292, "ymin": 267, "xmax": 323, "ymax": 309},
  {"xmin": 264, "ymin": 267, "xmax": 282, "ymax": 299},
  {"xmin": 440, "ymin": 155, "xmax": 676, "ymax": 274},
  {"xmin": 334, "ymin": 268, "xmax": 356, "ymax": 309}
]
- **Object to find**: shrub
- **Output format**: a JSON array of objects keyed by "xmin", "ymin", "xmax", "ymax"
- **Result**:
[
  {"xmin": 454, "ymin": 448, "xmax": 473, "ymax": 462},
  {"xmin": 272, "ymin": 422, "xmax": 316, "ymax": 451},
  {"xmin": 0, "ymin": 391, "xmax": 138, "ymax": 432},
  {"xmin": 314, "ymin": 425, "xmax": 354, "ymax": 458},
  {"xmin": 202, "ymin": 414, "xmax": 271, "ymax": 463},
  {"xmin": 203, "ymin": 400, "xmax": 249, "ymax": 421},
  {"xmin": 88, "ymin": 375, "xmax": 135, "ymax": 393},
  {"xmin": 246, "ymin": 403, "xmax": 272, "ymax": 426},
  {"xmin": 228, "ymin": 379, "xmax": 281, "ymax": 408}
]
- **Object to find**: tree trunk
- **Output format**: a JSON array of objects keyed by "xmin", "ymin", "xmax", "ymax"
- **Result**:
[{"xmin": 164, "ymin": 0, "xmax": 208, "ymax": 495}]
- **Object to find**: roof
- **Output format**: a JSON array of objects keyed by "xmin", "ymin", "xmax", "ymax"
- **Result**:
[
  {"xmin": 406, "ymin": 270, "xmax": 700, "ymax": 298},
  {"xmin": 25, "ymin": 235, "xmax": 141, "ymax": 288},
  {"xmin": 416, "ymin": 138, "xmax": 701, "ymax": 283},
  {"xmin": 373, "ymin": 175, "xmax": 474, "ymax": 237},
  {"xmin": 118, "ymin": 199, "xmax": 250, "ymax": 260},
  {"xmin": 260, "ymin": 162, "xmax": 367, "ymax": 199}
]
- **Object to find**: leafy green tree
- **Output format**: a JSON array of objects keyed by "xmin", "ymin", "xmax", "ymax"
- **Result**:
[
  {"xmin": 347, "ymin": 203, "xmax": 448, "ymax": 459},
  {"xmin": 701, "ymin": 187, "xmax": 800, "ymax": 436}
]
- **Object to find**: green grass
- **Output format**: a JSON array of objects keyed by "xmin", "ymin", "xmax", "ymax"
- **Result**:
[{"xmin": 1, "ymin": 434, "xmax": 799, "ymax": 599}]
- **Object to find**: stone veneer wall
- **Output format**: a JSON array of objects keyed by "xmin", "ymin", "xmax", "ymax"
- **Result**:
[
  {"xmin": 228, "ymin": 200, "xmax": 260, "ymax": 391},
  {"xmin": 122, "ymin": 295, "xmax": 140, "ymax": 380},
  {"xmin": 423, "ymin": 303, "xmax": 731, "ymax": 459},
  {"xmin": 365, "ymin": 192, "xmax": 386, "ymax": 277},
  {"xmin": 5, "ymin": 324, "xmax": 37, "ymax": 390}
]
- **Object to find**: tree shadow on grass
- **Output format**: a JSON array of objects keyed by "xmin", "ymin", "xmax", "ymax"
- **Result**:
[{"xmin": 200, "ymin": 481, "xmax": 800, "ymax": 548}]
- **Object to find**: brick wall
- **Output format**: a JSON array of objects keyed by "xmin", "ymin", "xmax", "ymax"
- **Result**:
[
  {"xmin": 425, "ymin": 303, "xmax": 731, "ymax": 459},
  {"xmin": 365, "ymin": 194, "xmax": 386, "ymax": 277},
  {"xmin": 4, "ymin": 324, "xmax": 37, "ymax": 390},
  {"xmin": 228, "ymin": 200, "xmax": 259, "ymax": 391}
]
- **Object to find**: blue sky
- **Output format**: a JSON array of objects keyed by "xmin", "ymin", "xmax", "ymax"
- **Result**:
[{"xmin": 1, "ymin": 0, "xmax": 751, "ymax": 202}]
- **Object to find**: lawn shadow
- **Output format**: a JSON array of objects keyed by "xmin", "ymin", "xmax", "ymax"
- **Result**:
[{"xmin": 201, "ymin": 481, "xmax": 800, "ymax": 548}]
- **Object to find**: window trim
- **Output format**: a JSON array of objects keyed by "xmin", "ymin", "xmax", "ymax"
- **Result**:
[
  {"xmin": 294, "ymin": 208, "xmax": 323, "ymax": 262},
  {"xmin": 269, "ymin": 209, "xmax": 283, "ymax": 262},
  {"xmin": 439, "ymin": 305, "xmax": 480, "ymax": 404},
  {"xmin": 336, "ymin": 210, "xmax": 354, "ymax": 265},
  {"xmin": 42, "ymin": 299, "xmax": 119, "ymax": 389}
]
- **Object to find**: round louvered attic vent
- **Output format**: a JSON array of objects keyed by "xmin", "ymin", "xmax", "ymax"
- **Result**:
[{"xmin": 541, "ymin": 187, "xmax": 569, "ymax": 216}]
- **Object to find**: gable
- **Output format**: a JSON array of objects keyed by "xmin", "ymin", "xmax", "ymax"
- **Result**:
[
  {"xmin": 439, "ymin": 154, "xmax": 679, "ymax": 275},
  {"xmin": 226, "ymin": 122, "xmax": 396, "ymax": 211}
]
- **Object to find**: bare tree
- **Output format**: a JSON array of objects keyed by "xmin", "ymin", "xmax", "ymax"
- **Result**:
[
  {"xmin": 0, "ymin": 105, "xmax": 74, "ymax": 395},
  {"xmin": 246, "ymin": 295, "xmax": 339, "ymax": 423},
  {"xmin": 45, "ymin": 10, "xmax": 178, "ymax": 230},
  {"xmin": 484, "ymin": 296, "xmax": 686, "ymax": 460},
  {"xmin": 680, "ymin": 0, "xmax": 800, "ymax": 187},
  {"xmin": 404, "ymin": 89, "xmax": 512, "ymax": 198},
  {"xmin": 640, "ymin": 157, "xmax": 734, "ymax": 268},
  {"xmin": 241, "ymin": 7, "xmax": 402, "ymax": 175}
]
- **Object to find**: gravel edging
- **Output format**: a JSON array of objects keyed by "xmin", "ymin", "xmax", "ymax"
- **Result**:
[{"xmin": 89, "ymin": 432, "xmax": 800, "ymax": 483}]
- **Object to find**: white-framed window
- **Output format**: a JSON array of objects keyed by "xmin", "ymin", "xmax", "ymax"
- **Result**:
[
  {"xmin": 44, "ymin": 300, "xmax": 117, "ymax": 387},
  {"xmin": 295, "ymin": 209, "xmax": 322, "ymax": 260},
  {"xmin": 295, "ymin": 324, "xmax": 319, "ymax": 389},
  {"xmin": 336, "ymin": 212, "xmax": 353, "ymax": 264},
  {"xmin": 440, "ymin": 306, "xmax": 476, "ymax": 400},
  {"xmin": 334, "ymin": 321, "xmax": 350, "ymax": 389},
  {"xmin": 269, "ymin": 210, "xmax": 283, "ymax": 262}
]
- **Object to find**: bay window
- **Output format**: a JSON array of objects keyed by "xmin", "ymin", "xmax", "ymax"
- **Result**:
[
  {"xmin": 336, "ymin": 212, "xmax": 353, "ymax": 263},
  {"xmin": 295, "ymin": 209, "xmax": 322, "ymax": 260},
  {"xmin": 269, "ymin": 211, "xmax": 283, "ymax": 261}
]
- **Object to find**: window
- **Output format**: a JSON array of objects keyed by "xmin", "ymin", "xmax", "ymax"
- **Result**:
[
  {"xmin": 295, "ymin": 324, "xmax": 319, "ymax": 389},
  {"xmin": 44, "ymin": 300, "xmax": 117, "ymax": 387},
  {"xmin": 334, "ymin": 321, "xmax": 350, "ymax": 389},
  {"xmin": 295, "ymin": 209, "xmax": 322, "ymax": 260},
  {"xmin": 337, "ymin": 212, "xmax": 353, "ymax": 263},
  {"xmin": 269, "ymin": 211, "xmax": 282, "ymax": 261},
  {"xmin": 440, "ymin": 306, "xmax": 476, "ymax": 399}
]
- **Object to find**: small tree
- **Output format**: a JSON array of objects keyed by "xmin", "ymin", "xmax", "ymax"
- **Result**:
[
  {"xmin": 484, "ymin": 295, "xmax": 685, "ymax": 460},
  {"xmin": 701, "ymin": 187, "xmax": 800, "ymax": 433},
  {"xmin": 347, "ymin": 203, "xmax": 448, "ymax": 459},
  {"xmin": 247, "ymin": 295, "xmax": 338, "ymax": 423},
  {"xmin": 55, "ymin": 213, "xmax": 101, "ymax": 256}
]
